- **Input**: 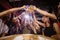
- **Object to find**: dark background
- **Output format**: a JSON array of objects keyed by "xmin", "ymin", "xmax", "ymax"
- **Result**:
[{"xmin": 0, "ymin": 0, "xmax": 60, "ymax": 18}]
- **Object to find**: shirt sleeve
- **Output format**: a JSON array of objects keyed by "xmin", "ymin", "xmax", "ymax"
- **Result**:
[
  {"xmin": 0, "ymin": 19, "xmax": 9, "ymax": 34},
  {"xmin": 4, "ymin": 25, "xmax": 9, "ymax": 33}
]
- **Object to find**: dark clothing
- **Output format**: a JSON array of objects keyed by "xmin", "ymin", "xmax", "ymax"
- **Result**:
[
  {"xmin": 39, "ymin": 18, "xmax": 57, "ymax": 37},
  {"xmin": 44, "ymin": 27, "xmax": 56, "ymax": 37}
]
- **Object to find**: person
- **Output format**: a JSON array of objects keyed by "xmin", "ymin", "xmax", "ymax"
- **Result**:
[
  {"xmin": 42, "ymin": 16, "xmax": 56, "ymax": 36},
  {"xmin": 0, "ymin": 5, "xmax": 57, "ymax": 34},
  {"xmin": 0, "ymin": 16, "xmax": 9, "ymax": 37},
  {"xmin": 12, "ymin": 5, "xmax": 57, "ymax": 34},
  {"xmin": 41, "ymin": 16, "xmax": 60, "ymax": 39},
  {"xmin": 13, "ymin": 5, "xmax": 46, "ymax": 34}
]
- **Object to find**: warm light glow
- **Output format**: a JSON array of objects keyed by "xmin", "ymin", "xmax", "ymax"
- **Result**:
[
  {"xmin": 24, "ymin": 14, "xmax": 30, "ymax": 19},
  {"xmin": 38, "ymin": 36, "xmax": 46, "ymax": 40},
  {"xmin": 13, "ymin": 36, "xmax": 23, "ymax": 40}
]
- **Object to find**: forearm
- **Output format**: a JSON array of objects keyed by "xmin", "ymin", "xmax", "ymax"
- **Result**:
[
  {"xmin": 36, "ymin": 8, "xmax": 57, "ymax": 19},
  {"xmin": 0, "ymin": 7, "xmax": 23, "ymax": 17},
  {"xmin": 53, "ymin": 23, "xmax": 60, "ymax": 34}
]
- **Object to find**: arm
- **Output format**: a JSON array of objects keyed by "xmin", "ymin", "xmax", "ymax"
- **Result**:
[
  {"xmin": 53, "ymin": 23, "xmax": 60, "ymax": 34},
  {"xmin": 35, "ymin": 7, "xmax": 57, "ymax": 19},
  {"xmin": 51, "ymin": 22, "xmax": 60, "ymax": 39},
  {"xmin": 0, "ymin": 6, "xmax": 25, "ymax": 17}
]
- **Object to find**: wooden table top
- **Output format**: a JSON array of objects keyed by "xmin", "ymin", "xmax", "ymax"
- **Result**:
[{"xmin": 0, "ymin": 34, "xmax": 56, "ymax": 40}]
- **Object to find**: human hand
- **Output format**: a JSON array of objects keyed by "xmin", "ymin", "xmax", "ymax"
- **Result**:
[
  {"xmin": 29, "ymin": 5, "xmax": 37, "ymax": 10},
  {"xmin": 22, "ymin": 5, "xmax": 27, "ymax": 9}
]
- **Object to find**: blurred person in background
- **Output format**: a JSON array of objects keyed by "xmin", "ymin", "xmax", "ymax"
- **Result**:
[
  {"xmin": 0, "ymin": 5, "xmax": 58, "ymax": 35},
  {"xmin": 0, "ymin": 15, "xmax": 9, "ymax": 37}
]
